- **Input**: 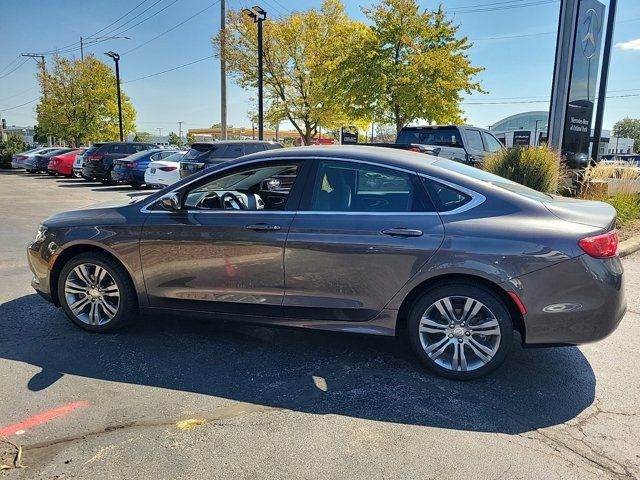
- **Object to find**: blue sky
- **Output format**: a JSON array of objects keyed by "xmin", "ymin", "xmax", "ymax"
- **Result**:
[{"xmin": 1, "ymin": 0, "xmax": 639, "ymax": 136}]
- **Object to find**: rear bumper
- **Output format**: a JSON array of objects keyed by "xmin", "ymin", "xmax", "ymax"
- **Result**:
[
  {"xmin": 504, "ymin": 254, "xmax": 626, "ymax": 345},
  {"xmin": 111, "ymin": 167, "xmax": 134, "ymax": 183},
  {"xmin": 82, "ymin": 164, "xmax": 109, "ymax": 179}
]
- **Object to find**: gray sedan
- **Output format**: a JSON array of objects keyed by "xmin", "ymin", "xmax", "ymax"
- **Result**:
[{"xmin": 27, "ymin": 146, "xmax": 626, "ymax": 380}]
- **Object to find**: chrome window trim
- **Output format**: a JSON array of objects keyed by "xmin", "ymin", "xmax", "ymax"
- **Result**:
[
  {"xmin": 140, "ymin": 155, "xmax": 421, "ymax": 214},
  {"xmin": 140, "ymin": 155, "xmax": 481, "ymax": 216},
  {"xmin": 419, "ymin": 173, "xmax": 486, "ymax": 215}
]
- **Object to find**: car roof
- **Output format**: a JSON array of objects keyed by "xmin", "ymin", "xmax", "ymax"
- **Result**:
[
  {"xmin": 237, "ymin": 145, "xmax": 440, "ymax": 174},
  {"xmin": 191, "ymin": 140, "xmax": 281, "ymax": 146}
]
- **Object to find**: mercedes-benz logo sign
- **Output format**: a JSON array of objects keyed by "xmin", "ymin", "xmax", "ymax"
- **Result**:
[{"xmin": 580, "ymin": 8, "xmax": 600, "ymax": 59}]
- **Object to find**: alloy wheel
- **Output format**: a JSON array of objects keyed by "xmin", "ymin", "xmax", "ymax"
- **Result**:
[
  {"xmin": 64, "ymin": 263, "xmax": 120, "ymax": 326},
  {"xmin": 418, "ymin": 296, "xmax": 501, "ymax": 372}
]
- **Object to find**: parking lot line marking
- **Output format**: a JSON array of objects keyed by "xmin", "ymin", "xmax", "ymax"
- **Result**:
[{"xmin": 0, "ymin": 401, "xmax": 90, "ymax": 437}]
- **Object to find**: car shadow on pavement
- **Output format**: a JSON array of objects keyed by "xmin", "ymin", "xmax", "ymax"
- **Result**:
[{"xmin": 0, "ymin": 294, "xmax": 596, "ymax": 435}]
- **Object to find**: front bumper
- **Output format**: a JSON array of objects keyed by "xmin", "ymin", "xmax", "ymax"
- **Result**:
[
  {"xmin": 27, "ymin": 238, "xmax": 55, "ymax": 304},
  {"xmin": 504, "ymin": 254, "xmax": 626, "ymax": 345}
]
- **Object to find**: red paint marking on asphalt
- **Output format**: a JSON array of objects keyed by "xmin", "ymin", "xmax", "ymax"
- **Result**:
[{"xmin": 0, "ymin": 401, "xmax": 90, "ymax": 437}]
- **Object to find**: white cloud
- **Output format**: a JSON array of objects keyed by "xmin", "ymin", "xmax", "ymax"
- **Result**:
[{"xmin": 615, "ymin": 38, "xmax": 640, "ymax": 51}]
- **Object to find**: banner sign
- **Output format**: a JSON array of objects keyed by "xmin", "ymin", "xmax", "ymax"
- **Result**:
[
  {"xmin": 561, "ymin": 0, "xmax": 605, "ymax": 159},
  {"xmin": 513, "ymin": 131, "xmax": 531, "ymax": 147},
  {"xmin": 341, "ymin": 126, "xmax": 358, "ymax": 144}
]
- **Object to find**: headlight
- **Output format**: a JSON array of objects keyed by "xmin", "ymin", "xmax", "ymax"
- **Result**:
[{"xmin": 33, "ymin": 225, "xmax": 48, "ymax": 244}]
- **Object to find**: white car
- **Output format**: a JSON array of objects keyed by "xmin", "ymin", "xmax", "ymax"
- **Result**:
[{"xmin": 144, "ymin": 151, "xmax": 185, "ymax": 188}]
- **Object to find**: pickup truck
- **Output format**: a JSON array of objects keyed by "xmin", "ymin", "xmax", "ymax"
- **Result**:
[{"xmin": 359, "ymin": 125, "xmax": 504, "ymax": 166}]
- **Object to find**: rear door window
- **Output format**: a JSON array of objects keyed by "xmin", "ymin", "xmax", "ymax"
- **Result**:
[
  {"xmin": 217, "ymin": 144, "xmax": 244, "ymax": 158},
  {"xmin": 243, "ymin": 143, "xmax": 265, "ymax": 155},
  {"xmin": 307, "ymin": 160, "xmax": 433, "ymax": 212},
  {"xmin": 464, "ymin": 129, "xmax": 485, "ymax": 153}
]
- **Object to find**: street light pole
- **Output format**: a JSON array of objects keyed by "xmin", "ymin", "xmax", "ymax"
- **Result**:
[
  {"xmin": 243, "ymin": 6, "xmax": 266, "ymax": 141},
  {"xmin": 104, "ymin": 51, "xmax": 123, "ymax": 142}
]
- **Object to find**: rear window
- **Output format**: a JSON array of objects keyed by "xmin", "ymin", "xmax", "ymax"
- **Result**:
[
  {"xmin": 434, "ymin": 159, "xmax": 553, "ymax": 200},
  {"xmin": 184, "ymin": 144, "xmax": 217, "ymax": 161},
  {"xmin": 84, "ymin": 146, "xmax": 100, "ymax": 156},
  {"xmin": 397, "ymin": 128, "xmax": 463, "ymax": 147},
  {"xmin": 243, "ymin": 143, "xmax": 265, "ymax": 155},
  {"xmin": 163, "ymin": 152, "xmax": 185, "ymax": 162}
]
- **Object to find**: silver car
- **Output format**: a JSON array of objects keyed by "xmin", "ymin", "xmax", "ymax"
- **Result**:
[
  {"xmin": 12, "ymin": 147, "xmax": 59, "ymax": 170},
  {"xmin": 27, "ymin": 146, "xmax": 626, "ymax": 380}
]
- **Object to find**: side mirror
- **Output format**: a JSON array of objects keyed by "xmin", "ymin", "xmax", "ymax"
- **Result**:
[{"xmin": 160, "ymin": 193, "xmax": 181, "ymax": 211}]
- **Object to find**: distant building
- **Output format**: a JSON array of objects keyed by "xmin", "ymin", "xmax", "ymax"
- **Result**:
[
  {"xmin": 490, "ymin": 111, "xmax": 634, "ymax": 155},
  {"xmin": 2, "ymin": 125, "xmax": 35, "ymax": 145}
]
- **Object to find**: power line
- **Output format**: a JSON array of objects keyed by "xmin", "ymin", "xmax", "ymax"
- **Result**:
[
  {"xmin": 0, "ymin": 97, "xmax": 40, "ymax": 112},
  {"xmin": 123, "ymin": 55, "xmax": 215, "ymax": 83},
  {"xmin": 0, "ymin": 55, "xmax": 22, "ymax": 75},
  {"xmin": 124, "ymin": 0, "xmax": 220, "ymax": 55},
  {"xmin": 89, "ymin": 0, "xmax": 152, "ymax": 38},
  {"xmin": 463, "ymin": 93, "xmax": 640, "ymax": 105},
  {"xmin": 104, "ymin": 0, "xmax": 181, "ymax": 38},
  {"xmin": 0, "ymin": 58, "xmax": 29, "ymax": 80},
  {"xmin": 0, "ymin": 85, "xmax": 38, "ymax": 103},
  {"xmin": 448, "ymin": 0, "xmax": 558, "ymax": 14}
]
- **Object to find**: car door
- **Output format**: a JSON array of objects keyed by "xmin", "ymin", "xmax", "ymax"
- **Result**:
[
  {"xmin": 139, "ymin": 159, "xmax": 309, "ymax": 316},
  {"xmin": 462, "ymin": 128, "xmax": 487, "ymax": 164},
  {"xmin": 283, "ymin": 159, "xmax": 445, "ymax": 321}
]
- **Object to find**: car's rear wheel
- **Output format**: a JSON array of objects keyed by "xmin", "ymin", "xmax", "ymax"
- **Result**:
[
  {"xmin": 407, "ymin": 283, "xmax": 513, "ymax": 380},
  {"xmin": 57, "ymin": 252, "xmax": 137, "ymax": 332}
]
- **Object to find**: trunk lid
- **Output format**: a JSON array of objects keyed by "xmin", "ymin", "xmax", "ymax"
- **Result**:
[{"xmin": 543, "ymin": 196, "xmax": 617, "ymax": 230}]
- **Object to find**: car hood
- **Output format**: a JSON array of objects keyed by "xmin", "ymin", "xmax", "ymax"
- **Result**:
[
  {"xmin": 543, "ymin": 196, "xmax": 617, "ymax": 230},
  {"xmin": 42, "ymin": 200, "xmax": 137, "ymax": 228}
]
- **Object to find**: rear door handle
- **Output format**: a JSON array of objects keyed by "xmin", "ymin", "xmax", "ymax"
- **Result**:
[
  {"xmin": 381, "ymin": 228, "xmax": 423, "ymax": 237},
  {"xmin": 246, "ymin": 223, "xmax": 281, "ymax": 231}
]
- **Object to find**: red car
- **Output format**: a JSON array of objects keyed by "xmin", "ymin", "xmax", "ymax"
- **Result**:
[{"xmin": 48, "ymin": 149, "xmax": 85, "ymax": 177}]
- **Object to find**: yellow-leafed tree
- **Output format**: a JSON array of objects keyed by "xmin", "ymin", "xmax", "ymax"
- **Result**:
[{"xmin": 36, "ymin": 55, "xmax": 136, "ymax": 146}]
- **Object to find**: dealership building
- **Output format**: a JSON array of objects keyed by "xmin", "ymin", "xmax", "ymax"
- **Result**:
[{"xmin": 490, "ymin": 111, "xmax": 634, "ymax": 155}]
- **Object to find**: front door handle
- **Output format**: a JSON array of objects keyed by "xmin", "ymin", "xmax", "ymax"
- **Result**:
[
  {"xmin": 381, "ymin": 228, "xmax": 423, "ymax": 237},
  {"xmin": 246, "ymin": 223, "xmax": 281, "ymax": 231}
]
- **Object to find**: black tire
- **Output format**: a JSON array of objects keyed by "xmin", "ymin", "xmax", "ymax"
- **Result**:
[
  {"xmin": 57, "ymin": 251, "xmax": 138, "ymax": 332},
  {"xmin": 407, "ymin": 282, "xmax": 513, "ymax": 380},
  {"xmin": 130, "ymin": 182, "xmax": 143, "ymax": 189}
]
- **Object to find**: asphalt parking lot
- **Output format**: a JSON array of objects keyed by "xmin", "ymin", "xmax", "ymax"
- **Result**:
[{"xmin": 1, "ymin": 170, "xmax": 639, "ymax": 479}]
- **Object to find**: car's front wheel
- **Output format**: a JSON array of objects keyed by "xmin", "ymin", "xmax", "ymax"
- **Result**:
[
  {"xmin": 57, "ymin": 252, "xmax": 137, "ymax": 332},
  {"xmin": 407, "ymin": 283, "xmax": 513, "ymax": 380}
]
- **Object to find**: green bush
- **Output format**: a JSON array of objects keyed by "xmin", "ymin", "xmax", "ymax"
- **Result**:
[
  {"xmin": 0, "ymin": 134, "xmax": 27, "ymax": 168},
  {"xmin": 483, "ymin": 145, "xmax": 560, "ymax": 193}
]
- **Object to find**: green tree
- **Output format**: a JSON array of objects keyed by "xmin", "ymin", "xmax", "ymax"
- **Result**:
[
  {"xmin": 36, "ymin": 55, "xmax": 136, "ymax": 146},
  {"xmin": 215, "ymin": 0, "xmax": 363, "ymax": 145},
  {"xmin": 186, "ymin": 132, "xmax": 195, "ymax": 145},
  {"xmin": 339, "ymin": 0, "xmax": 484, "ymax": 134},
  {"xmin": 612, "ymin": 118, "xmax": 640, "ymax": 153},
  {"xmin": 133, "ymin": 131, "xmax": 153, "ymax": 142},
  {"xmin": 167, "ymin": 132, "xmax": 182, "ymax": 146},
  {"xmin": 33, "ymin": 125, "xmax": 48, "ymax": 144}
]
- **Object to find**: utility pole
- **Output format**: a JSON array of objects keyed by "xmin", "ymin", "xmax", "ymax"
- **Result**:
[
  {"xmin": 104, "ymin": 51, "xmax": 123, "ymax": 141},
  {"xmin": 158, "ymin": 128, "xmax": 163, "ymax": 138},
  {"xmin": 220, "ymin": 0, "xmax": 227, "ymax": 140},
  {"xmin": 243, "ymin": 6, "xmax": 266, "ymax": 140},
  {"xmin": 592, "ymin": 0, "xmax": 617, "ymax": 163},
  {"xmin": 81, "ymin": 37, "xmax": 84, "ymax": 61},
  {"xmin": 178, "ymin": 121, "xmax": 183, "ymax": 142}
]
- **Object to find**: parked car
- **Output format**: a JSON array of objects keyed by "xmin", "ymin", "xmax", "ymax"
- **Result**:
[
  {"xmin": 144, "ymin": 151, "xmax": 185, "ymax": 188},
  {"xmin": 48, "ymin": 149, "xmax": 86, "ymax": 177},
  {"xmin": 12, "ymin": 147, "xmax": 60, "ymax": 170},
  {"xmin": 27, "ymin": 146, "xmax": 625, "ymax": 380},
  {"xmin": 29, "ymin": 148, "xmax": 77, "ymax": 173},
  {"xmin": 179, "ymin": 140, "xmax": 283, "ymax": 179},
  {"xmin": 72, "ymin": 148, "xmax": 90, "ymax": 178},
  {"xmin": 82, "ymin": 142, "xmax": 157, "ymax": 183},
  {"xmin": 395, "ymin": 125, "xmax": 504, "ymax": 166},
  {"xmin": 111, "ymin": 149, "xmax": 179, "ymax": 188}
]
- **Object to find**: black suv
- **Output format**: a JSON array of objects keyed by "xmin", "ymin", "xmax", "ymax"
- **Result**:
[
  {"xmin": 82, "ymin": 142, "xmax": 157, "ymax": 182},
  {"xmin": 179, "ymin": 141, "xmax": 283, "ymax": 179}
]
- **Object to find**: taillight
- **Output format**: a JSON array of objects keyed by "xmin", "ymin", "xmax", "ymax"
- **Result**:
[
  {"xmin": 159, "ymin": 166, "xmax": 177, "ymax": 171},
  {"xmin": 409, "ymin": 147, "xmax": 421, "ymax": 152},
  {"xmin": 579, "ymin": 230, "xmax": 618, "ymax": 258},
  {"xmin": 129, "ymin": 162, "xmax": 138, "ymax": 168},
  {"xmin": 18, "ymin": 155, "xmax": 28, "ymax": 160},
  {"xmin": 89, "ymin": 154, "xmax": 103, "ymax": 160}
]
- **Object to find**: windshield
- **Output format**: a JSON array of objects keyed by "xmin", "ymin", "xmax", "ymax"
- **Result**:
[
  {"xmin": 398, "ymin": 128, "xmax": 463, "ymax": 147},
  {"xmin": 434, "ymin": 159, "xmax": 553, "ymax": 200}
]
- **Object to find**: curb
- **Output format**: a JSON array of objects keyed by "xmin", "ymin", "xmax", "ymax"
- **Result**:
[{"xmin": 620, "ymin": 236, "xmax": 640, "ymax": 258}]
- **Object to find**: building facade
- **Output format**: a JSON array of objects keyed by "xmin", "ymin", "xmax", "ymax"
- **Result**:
[{"xmin": 490, "ymin": 111, "xmax": 634, "ymax": 155}]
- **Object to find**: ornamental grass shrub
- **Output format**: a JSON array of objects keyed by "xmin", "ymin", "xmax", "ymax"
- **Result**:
[{"xmin": 483, "ymin": 145, "xmax": 560, "ymax": 193}]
